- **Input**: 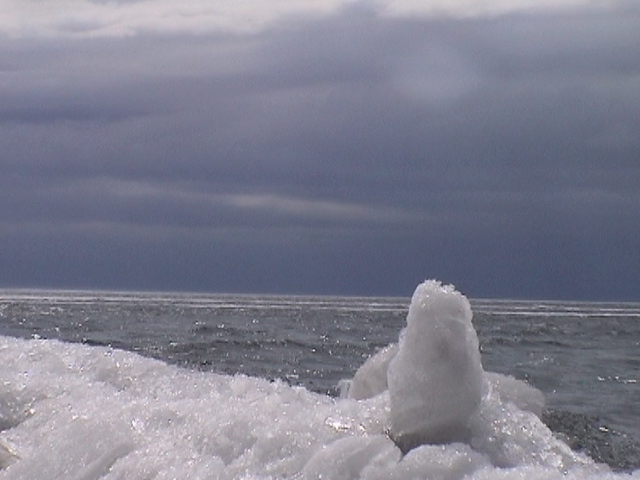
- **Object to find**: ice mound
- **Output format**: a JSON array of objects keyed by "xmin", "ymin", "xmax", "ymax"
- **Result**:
[
  {"xmin": 0, "ymin": 335, "xmax": 396, "ymax": 479},
  {"xmin": 345, "ymin": 281, "xmax": 547, "ymax": 451},
  {"xmin": 484, "ymin": 372, "xmax": 545, "ymax": 417},
  {"xmin": 345, "ymin": 343, "xmax": 398, "ymax": 400},
  {"xmin": 388, "ymin": 280, "xmax": 484, "ymax": 448}
]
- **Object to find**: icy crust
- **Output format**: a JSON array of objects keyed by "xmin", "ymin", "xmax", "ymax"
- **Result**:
[{"xmin": 0, "ymin": 282, "xmax": 639, "ymax": 479}]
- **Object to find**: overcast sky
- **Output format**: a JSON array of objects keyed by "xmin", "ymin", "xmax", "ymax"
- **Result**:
[{"xmin": 1, "ymin": 0, "xmax": 639, "ymax": 300}]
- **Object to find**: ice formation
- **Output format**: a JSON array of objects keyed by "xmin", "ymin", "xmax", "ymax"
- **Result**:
[
  {"xmin": 0, "ymin": 280, "xmax": 638, "ymax": 479},
  {"xmin": 387, "ymin": 280, "xmax": 484, "ymax": 447},
  {"xmin": 347, "ymin": 281, "xmax": 547, "ymax": 448},
  {"xmin": 346, "ymin": 343, "xmax": 398, "ymax": 400},
  {"xmin": 484, "ymin": 371, "xmax": 545, "ymax": 417}
]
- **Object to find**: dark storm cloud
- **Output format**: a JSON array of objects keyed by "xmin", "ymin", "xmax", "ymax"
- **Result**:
[{"xmin": 1, "ymin": 2, "xmax": 639, "ymax": 298}]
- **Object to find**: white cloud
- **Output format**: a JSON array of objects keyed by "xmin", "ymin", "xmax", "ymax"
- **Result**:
[
  {"xmin": 0, "ymin": 0, "xmax": 357, "ymax": 38},
  {"xmin": 99, "ymin": 179, "xmax": 416, "ymax": 224},
  {"xmin": 1, "ymin": 0, "xmax": 618, "ymax": 39},
  {"xmin": 224, "ymin": 193, "xmax": 415, "ymax": 223},
  {"xmin": 375, "ymin": 0, "xmax": 615, "ymax": 18}
]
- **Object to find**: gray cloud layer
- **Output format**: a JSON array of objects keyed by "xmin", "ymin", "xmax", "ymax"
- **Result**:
[{"xmin": 1, "ymin": 2, "xmax": 639, "ymax": 299}]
